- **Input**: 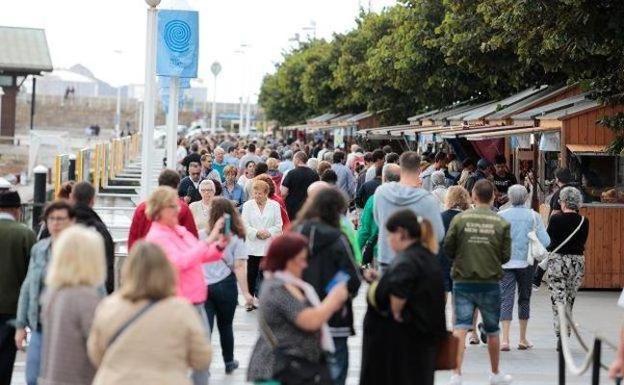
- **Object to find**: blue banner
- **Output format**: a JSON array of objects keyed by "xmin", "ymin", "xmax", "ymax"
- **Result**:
[{"xmin": 156, "ymin": 9, "xmax": 199, "ymax": 78}]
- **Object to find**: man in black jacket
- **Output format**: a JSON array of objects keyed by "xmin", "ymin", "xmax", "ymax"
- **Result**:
[
  {"xmin": 178, "ymin": 161, "xmax": 203, "ymax": 204},
  {"xmin": 71, "ymin": 182, "xmax": 115, "ymax": 293},
  {"xmin": 355, "ymin": 161, "xmax": 382, "ymax": 209}
]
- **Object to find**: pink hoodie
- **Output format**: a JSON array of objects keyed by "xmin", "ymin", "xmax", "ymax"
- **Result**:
[{"xmin": 145, "ymin": 222, "xmax": 223, "ymax": 304}]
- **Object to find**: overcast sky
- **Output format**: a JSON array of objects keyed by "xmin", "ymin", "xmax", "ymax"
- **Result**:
[{"xmin": 1, "ymin": 0, "xmax": 396, "ymax": 103}]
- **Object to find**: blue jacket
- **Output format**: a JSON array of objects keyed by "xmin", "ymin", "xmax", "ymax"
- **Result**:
[
  {"xmin": 221, "ymin": 182, "xmax": 245, "ymax": 208},
  {"xmin": 498, "ymin": 206, "xmax": 550, "ymax": 269},
  {"xmin": 16, "ymin": 238, "xmax": 51, "ymax": 330}
]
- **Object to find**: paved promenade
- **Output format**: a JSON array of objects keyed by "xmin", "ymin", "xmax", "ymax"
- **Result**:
[{"xmin": 11, "ymin": 288, "xmax": 622, "ymax": 385}]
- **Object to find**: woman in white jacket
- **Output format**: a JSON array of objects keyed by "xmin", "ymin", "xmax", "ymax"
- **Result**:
[{"xmin": 241, "ymin": 179, "xmax": 283, "ymax": 302}]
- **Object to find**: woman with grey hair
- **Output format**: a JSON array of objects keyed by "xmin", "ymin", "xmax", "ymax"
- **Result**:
[
  {"xmin": 497, "ymin": 185, "xmax": 550, "ymax": 350},
  {"xmin": 545, "ymin": 186, "xmax": 589, "ymax": 344},
  {"xmin": 189, "ymin": 179, "xmax": 216, "ymax": 232},
  {"xmin": 430, "ymin": 171, "xmax": 447, "ymax": 211}
]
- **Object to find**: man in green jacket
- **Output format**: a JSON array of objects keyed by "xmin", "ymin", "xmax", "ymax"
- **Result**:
[
  {"xmin": 0, "ymin": 190, "xmax": 36, "ymax": 385},
  {"xmin": 444, "ymin": 179, "xmax": 512, "ymax": 385}
]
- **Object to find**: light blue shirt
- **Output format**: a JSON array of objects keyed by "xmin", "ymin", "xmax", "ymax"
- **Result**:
[
  {"xmin": 278, "ymin": 160, "xmax": 294, "ymax": 174},
  {"xmin": 498, "ymin": 206, "xmax": 550, "ymax": 269},
  {"xmin": 331, "ymin": 163, "xmax": 356, "ymax": 199}
]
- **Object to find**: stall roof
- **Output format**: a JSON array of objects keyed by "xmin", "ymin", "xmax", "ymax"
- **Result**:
[
  {"xmin": 348, "ymin": 111, "xmax": 375, "ymax": 122},
  {"xmin": 488, "ymin": 85, "xmax": 573, "ymax": 120},
  {"xmin": 282, "ymin": 123, "xmax": 308, "ymax": 131},
  {"xmin": 0, "ymin": 26, "xmax": 53, "ymax": 75},
  {"xmin": 536, "ymin": 99, "xmax": 600, "ymax": 121},
  {"xmin": 427, "ymin": 103, "xmax": 488, "ymax": 123},
  {"xmin": 447, "ymin": 86, "xmax": 549, "ymax": 123},
  {"xmin": 511, "ymin": 94, "xmax": 588, "ymax": 120},
  {"xmin": 357, "ymin": 124, "xmax": 412, "ymax": 136},
  {"xmin": 464, "ymin": 126, "xmax": 559, "ymax": 141},
  {"xmin": 307, "ymin": 112, "xmax": 340, "ymax": 124},
  {"xmin": 566, "ymin": 144, "xmax": 609, "ymax": 155},
  {"xmin": 329, "ymin": 113, "xmax": 355, "ymax": 124},
  {"xmin": 407, "ymin": 108, "xmax": 441, "ymax": 122}
]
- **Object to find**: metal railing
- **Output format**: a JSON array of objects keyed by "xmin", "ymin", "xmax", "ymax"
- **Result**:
[{"xmin": 557, "ymin": 304, "xmax": 621, "ymax": 385}]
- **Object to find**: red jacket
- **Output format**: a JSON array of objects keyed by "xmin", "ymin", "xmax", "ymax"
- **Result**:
[
  {"xmin": 271, "ymin": 195, "xmax": 290, "ymax": 231},
  {"xmin": 128, "ymin": 198, "xmax": 198, "ymax": 251}
]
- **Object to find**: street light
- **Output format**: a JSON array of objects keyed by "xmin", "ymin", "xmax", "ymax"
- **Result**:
[
  {"xmin": 140, "ymin": 0, "xmax": 160, "ymax": 199},
  {"xmin": 210, "ymin": 61, "xmax": 221, "ymax": 134},
  {"xmin": 113, "ymin": 50, "xmax": 122, "ymax": 138},
  {"xmin": 302, "ymin": 20, "xmax": 317, "ymax": 40},
  {"xmin": 234, "ymin": 44, "xmax": 249, "ymax": 135}
]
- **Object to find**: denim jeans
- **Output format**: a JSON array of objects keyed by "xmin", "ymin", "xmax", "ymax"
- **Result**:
[
  {"xmin": 25, "ymin": 330, "xmax": 42, "ymax": 385},
  {"xmin": 204, "ymin": 274, "xmax": 238, "ymax": 364},
  {"xmin": 0, "ymin": 313, "xmax": 17, "ymax": 385},
  {"xmin": 192, "ymin": 304, "xmax": 211, "ymax": 385},
  {"xmin": 453, "ymin": 284, "xmax": 501, "ymax": 335},
  {"xmin": 328, "ymin": 337, "xmax": 349, "ymax": 385}
]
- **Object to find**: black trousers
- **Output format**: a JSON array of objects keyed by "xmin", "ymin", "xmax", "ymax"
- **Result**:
[
  {"xmin": 247, "ymin": 255, "xmax": 264, "ymax": 297},
  {"xmin": 0, "ymin": 313, "xmax": 17, "ymax": 385}
]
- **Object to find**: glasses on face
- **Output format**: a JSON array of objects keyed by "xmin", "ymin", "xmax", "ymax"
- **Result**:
[
  {"xmin": 47, "ymin": 216, "xmax": 69, "ymax": 223},
  {"xmin": 200, "ymin": 189, "xmax": 215, "ymax": 193},
  {"xmin": 165, "ymin": 203, "xmax": 179, "ymax": 210}
]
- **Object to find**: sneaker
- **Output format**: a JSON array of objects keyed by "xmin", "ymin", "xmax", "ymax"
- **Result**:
[
  {"xmin": 448, "ymin": 373, "xmax": 463, "ymax": 385},
  {"xmin": 490, "ymin": 372, "xmax": 513, "ymax": 385},
  {"xmin": 478, "ymin": 322, "xmax": 488, "ymax": 344},
  {"xmin": 225, "ymin": 360, "xmax": 239, "ymax": 374}
]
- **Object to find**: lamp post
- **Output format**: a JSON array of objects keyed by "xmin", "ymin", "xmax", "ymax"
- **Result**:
[
  {"xmin": 210, "ymin": 61, "xmax": 221, "ymax": 135},
  {"xmin": 140, "ymin": 0, "xmax": 160, "ymax": 199},
  {"xmin": 235, "ymin": 44, "xmax": 249, "ymax": 135},
  {"xmin": 114, "ymin": 50, "xmax": 123, "ymax": 138}
]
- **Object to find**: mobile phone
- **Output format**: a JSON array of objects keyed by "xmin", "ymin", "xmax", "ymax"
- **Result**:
[
  {"xmin": 222, "ymin": 213, "xmax": 231, "ymax": 236},
  {"xmin": 325, "ymin": 270, "xmax": 350, "ymax": 294}
]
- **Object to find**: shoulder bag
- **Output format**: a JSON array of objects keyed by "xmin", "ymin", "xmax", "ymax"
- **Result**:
[
  {"xmin": 106, "ymin": 300, "xmax": 159, "ymax": 348},
  {"xmin": 538, "ymin": 216, "xmax": 585, "ymax": 270},
  {"xmin": 258, "ymin": 311, "xmax": 332, "ymax": 385},
  {"xmin": 527, "ymin": 211, "xmax": 548, "ymax": 265}
]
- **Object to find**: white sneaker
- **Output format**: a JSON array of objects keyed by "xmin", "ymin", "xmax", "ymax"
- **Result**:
[
  {"xmin": 490, "ymin": 372, "xmax": 513, "ymax": 385},
  {"xmin": 448, "ymin": 373, "xmax": 463, "ymax": 385}
]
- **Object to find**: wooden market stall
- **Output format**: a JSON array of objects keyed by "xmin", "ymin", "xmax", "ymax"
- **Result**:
[{"xmin": 536, "ymin": 100, "xmax": 624, "ymax": 289}]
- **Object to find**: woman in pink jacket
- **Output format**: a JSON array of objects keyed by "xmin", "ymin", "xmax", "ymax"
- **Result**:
[{"xmin": 145, "ymin": 186, "xmax": 228, "ymax": 385}]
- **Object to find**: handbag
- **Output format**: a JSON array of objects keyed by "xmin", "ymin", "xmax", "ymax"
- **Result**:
[
  {"xmin": 538, "ymin": 216, "xmax": 585, "ymax": 270},
  {"xmin": 527, "ymin": 212, "xmax": 548, "ymax": 265},
  {"xmin": 259, "ymin": 312, "xmax": 333, "ymax": 385},
  {"xmin": 436, "ymin": 331, "xmax": 459, "ymax": 371}
]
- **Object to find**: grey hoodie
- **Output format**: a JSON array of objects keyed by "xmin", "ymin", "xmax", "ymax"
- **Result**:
[{"xmin": 373, "ymin": 182, "xmax": 445, "ymax": 264}]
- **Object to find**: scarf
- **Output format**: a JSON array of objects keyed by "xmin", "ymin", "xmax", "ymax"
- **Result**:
[{"xmin": 272, "ymin": 270, "xmax": 335, "ymax": 353}]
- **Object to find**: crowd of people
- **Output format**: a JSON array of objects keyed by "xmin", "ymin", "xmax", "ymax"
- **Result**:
[{"xmin": 0, "ymin": 133, "xmax": 594, "ymax": 385}]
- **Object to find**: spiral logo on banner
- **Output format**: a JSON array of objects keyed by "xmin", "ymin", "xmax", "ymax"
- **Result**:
[
  {"xmin": 164, "ymin": 20, "xmax": 191, "ymax": 53},
  {"xmin": 156, "ymin": 9, "xmax": 199, "ymax": 78}
]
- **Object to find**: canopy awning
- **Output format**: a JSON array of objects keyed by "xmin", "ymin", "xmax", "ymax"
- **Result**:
[
  {"xmin": 464, "ymin": 126, "xmax": 560, "ymax": 141},
  {"xmin": 357, "ymin": 124, "xmax": 414, "ymax": 136},
  {"xmin": 566, "ymin": 144, "xmax": 610, "ymax": 156},
  {"xmin": 439, "ymin": 124, "xmax": 535, "ymax": 139}
]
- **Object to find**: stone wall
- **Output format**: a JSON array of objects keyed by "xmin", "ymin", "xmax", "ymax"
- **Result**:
[{"xmin": 15, "ymin": 95, "xmax": 200, "ymax": 131}]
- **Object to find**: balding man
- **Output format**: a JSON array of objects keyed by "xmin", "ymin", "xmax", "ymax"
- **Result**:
[{"xmin": 280, "ymin": 151, "xmax": 319, "ymax": 219}]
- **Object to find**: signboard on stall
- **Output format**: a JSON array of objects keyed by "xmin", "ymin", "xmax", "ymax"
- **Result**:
[{"xmin": 333, "ymin": 128, "xmax": 345, "ymax": 149}]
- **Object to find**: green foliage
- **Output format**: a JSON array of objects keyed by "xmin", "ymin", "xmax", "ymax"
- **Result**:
[{"xmin": 259, "ymin": 0, "xmax": 624, "ymax": 140}]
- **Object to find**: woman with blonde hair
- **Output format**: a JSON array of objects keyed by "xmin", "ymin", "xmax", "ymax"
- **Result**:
[
  {"xmin": 241, "ymin": 179, "xmax": 282, "ymax": 301},
  {"xmin": 39, "ymin": 225, "xmax": 106, "ymax": 385},
  {"xmin": 88, "ymin": 242, "xmax": 212, "ymax": 385},
  {"xmin": 145, "ymin": 185, "xmax": 227, "ymax": 385}
]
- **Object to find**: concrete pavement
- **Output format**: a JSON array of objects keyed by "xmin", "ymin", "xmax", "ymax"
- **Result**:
[{"xmin": 11, "ymin": 288, "xmax": 623, "ymax": 385}]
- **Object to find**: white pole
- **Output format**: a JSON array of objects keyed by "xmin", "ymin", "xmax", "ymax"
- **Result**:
[
  {"xmin": 166, "ymin": 77, "xmax": 179, "ymax": 169},
  {"xmin": 211, "ymin": 74, "xmax": 217, "ymax": 134},
  {"xmin": 238, "ymin": 96, "xmax": 244, "ymax": 135},
  {"xmin": 114, "ymin": 50, "xmax": 122, "ymax": 138},
  {"xmin": 140, "ymin": 4, "xmax": 158, "ymax": 199},
  {"xmin": 245, "ymin": 95, "xmax": 251, "ymax": 132}
]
